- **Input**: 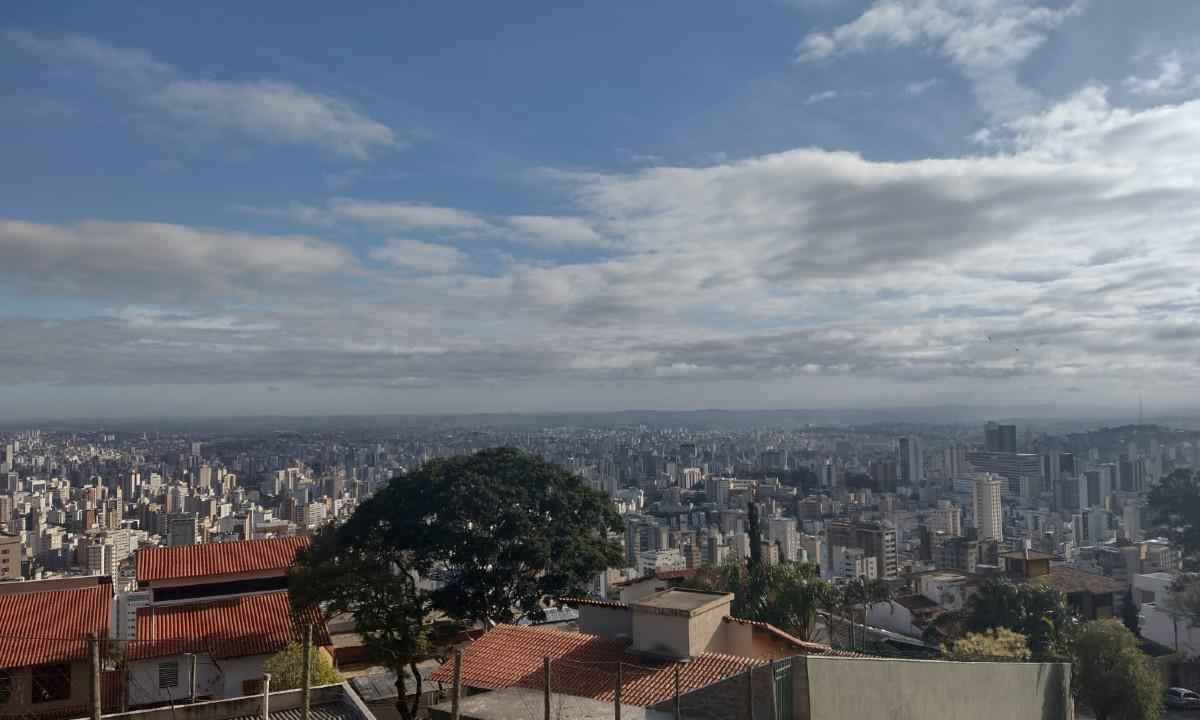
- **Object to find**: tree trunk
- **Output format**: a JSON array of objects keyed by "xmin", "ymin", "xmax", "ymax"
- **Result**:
[
  {"xmin": 394, "ymin": 665, "xmax": 413, "ymax": 720},
  {"xmin": 408, "ymin": 661, "xmax": 423, "ymax": 720}
]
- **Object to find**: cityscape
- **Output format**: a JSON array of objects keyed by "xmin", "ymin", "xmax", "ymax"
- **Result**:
[{"xmin": 7, "ymin": 1, "xmax": 1200, "ymax": 719}]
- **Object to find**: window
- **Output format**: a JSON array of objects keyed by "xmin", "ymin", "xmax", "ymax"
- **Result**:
[
  {"xmin": 0, "ymin": 669, "xmax": 12, "ymax": 704},
  {"xmin": 31, "ymin": 663, "xmax": 70, "ymax": 703},
  {"xmin": 158, "ymin": 661, "xmax": 179, "ymax": 690}
]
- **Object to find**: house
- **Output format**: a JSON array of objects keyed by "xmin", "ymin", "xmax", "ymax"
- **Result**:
[
  {"xmin": 1003, "ymin": 550, "xmax": 1125, "ymax": 620},
  {"xmin": 133, "ymin": 536, "xmax": 309, "ymax": 603},
  {"xmin": 428, "ymin": 589, "xmax": 847, "ymax": 710},
  {"xmin": 0, "ymin": 583, "xmax": 113, "ymax": 719},
  {"xmin": 125, "ymin": 590, "xmax": 329, "ymax": 707},
  {"xmin": 73, "ymin": 682, "xmax": 377, "ymax": 720}
]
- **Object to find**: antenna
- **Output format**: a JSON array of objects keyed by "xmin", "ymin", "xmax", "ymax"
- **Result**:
[{"xmin": 1138, "ymin": 393, "xmax": 1144, "ymax": 427}]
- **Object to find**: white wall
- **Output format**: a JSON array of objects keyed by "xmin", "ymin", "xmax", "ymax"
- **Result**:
[
  {"xmin": 866, "ymin": 602, "xmax": 919, "ymax": 637},
  {"xmin": 128, "ymin": 653, "xmax": 272, "ymax": 707},
  {"xmin": 1142, "ymin": 603, "xmax": 1200, "ymax": 659}
]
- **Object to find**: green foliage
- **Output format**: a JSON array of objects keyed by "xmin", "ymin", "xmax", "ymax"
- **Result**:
[
  {"xmin": 1073, "ymin": 620, "xmax": 1163, "ymax": 720},
  {"xmin": 966, "ymin": 578, "xmax": 1079, "ymax": 659},
  {"xmin": 1148, "ymin": 469, "xmax": 1200, "ymax": 568},
  {"xmin": 682, "ymin": 561, "xmax": 832, "ymax": 642},
  {"xmin": 405, "ymin": 448, "xmax": 625, "ymax": 625},
  {"xmin": 263, "ymin": 642, "xmax": 342, "ymax": 691},
  {"xmin": 943, "ymin": 628, "xmax": 1031, "ymax": 661},
  {"xmin": 1166, "ymin": 574, "xmax": 1200, "ymax": 626}
]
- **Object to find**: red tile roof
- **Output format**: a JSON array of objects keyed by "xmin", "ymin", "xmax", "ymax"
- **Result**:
[
  {"xmin": 430, "ymin": 625, "xmax": 770, "ymax": 707},
  {"xmin": 560, "ymin": 597, "xmax": 630, "ymax": 610},
  {"xmin": 136, "ymin": 536, "xmax": 310, "ymax": 584},
  {"xmin": 130, "ymin": 590, "xmax": 328, "ymax": 660},
  {"xmin": 0, "ymin": 585, "xmax": 112, "ymax": 669}
]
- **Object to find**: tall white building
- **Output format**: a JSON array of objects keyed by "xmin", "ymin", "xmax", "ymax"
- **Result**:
[
  {"xmin": 973, "ymin": 474, "xmax": 1004, "ymax": 543},
  {"xmin": 832, "ymin": 546, "xmax": 878, "ymax": 580},
  {"xmin": 929, "ymin": 500, "xmax": 962, "ymax": 537}
]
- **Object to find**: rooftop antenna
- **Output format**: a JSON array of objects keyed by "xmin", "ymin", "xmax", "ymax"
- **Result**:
[{"xmin": 1138, "ymin": 393, "xmax": 1144, "ymax": 427}]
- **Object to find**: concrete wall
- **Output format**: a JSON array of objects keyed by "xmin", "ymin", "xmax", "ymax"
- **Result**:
[
  {"xmin": 865, "ymin": 603, "xmax": 918, "ymax": 637},
  {"xmin": 577, "ymin": 605, "xmax": 633, "ymax": 641},
  {"xmin": 650, "ymin": 661, "xmax": 781, "ymax": 720},
  {"xmin": 91, "ymin": 683, "xmax": 354, "ymax": 720},
  {"xmin": 797, "ymin": 655, "xmax": 1072, "ymax": 720},
  {"xmin": 1, "ymin": 660, "xmax": 93, "ymax": 718},
  {"xmin": 715, "ymin": 622, "xmax": 800, "ymax": 660},
  {"xmin": 1142, "ymin": 603, "xmax": 1200, "ymax": 659}
]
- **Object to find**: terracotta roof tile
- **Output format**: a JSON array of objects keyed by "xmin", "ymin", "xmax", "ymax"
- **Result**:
[
  {"xmin": 1033, "ymin": 566, "xmax": 1125, "ymax": 596},
  {"xmin": 559, "ymin": 597, "xmax": 629, "ymax": 610},
  {"xmin": 429, "ymin": 625, "xmax": 765, "ymax": 707},
  {"xmin": 136, "ymin": 536, "xmax": 310, "ymax": 584},
  {"xmin": 0, "ymin": 585, "xmax": 112, "ymax": 669},
  {"xmin": 131, "ymin": 590, "xmax": 328, "ymax": 660}
]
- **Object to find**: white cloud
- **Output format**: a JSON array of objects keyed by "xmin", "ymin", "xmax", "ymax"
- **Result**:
[
  {"xmin": 369, "ymin": 238, "xmax": 467, "ymax": 273},
  {"xmin": 1124, "ymin": 51, "xmax": 1196, "ymax": 97},
  {"xmin": 330, "ymin": 199, "xmax": 490, "ymax": 230},
  {"xmin": 805, "ymin": 90, "xmax": 839, "ymax": 104},
  {"xmin": 0, "ymin": 219, "xmax": 354, "ymax": 301},
  {"xmin": 506, "ymin": 215, "xmax": 608, "ymax": 248},
  {"xmin": 155, "ymin": 80, "xmax": 396, "ymax": 159},
  {"xmin": 2, "ymin": 29, "xmax": 171, "ymax": 84},
  {"xmin": 905, "ymin": 78, "xmax": 939, "ymax": 95},
  {"xmin": 6, "ymin": 30, "xmax": 396, "ymax": 159},
  {"xmin": 796, "ymin": 0, "xmax": 1083, "ymax": 118}
]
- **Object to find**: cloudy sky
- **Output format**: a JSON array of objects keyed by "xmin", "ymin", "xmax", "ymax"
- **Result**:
[{"xmin": 4, "ymin": 1, "xmax": 1200, "ymax": 418}]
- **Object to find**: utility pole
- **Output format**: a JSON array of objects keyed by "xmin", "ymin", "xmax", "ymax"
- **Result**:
[
  {"xmin": 301, "ymin": 624, "xmax": 312, "ymax": 720},
  {"xmin": 88, "ymin": 634, "xmax": 101, "ymax": 720},
  {"xmin": 614, "ymin": 663, "xmax": 622, "ymax": 720},
  {"xmin": 542, "ymin": 657, "xmax": 551, "ymax": 720},
  {"xmin": 262, "ymin": 673, "xmax": 271, "ymax": 720}
]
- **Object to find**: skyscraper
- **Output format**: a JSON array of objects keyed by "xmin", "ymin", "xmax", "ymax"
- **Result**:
[
  {"xmin": 973, "ymin": 474, "xmax": 1004, "ymax": 543},
  {"xmin": 984, "ymin": 422, "xmax": 1017, "ymax": 453},
  {"xmin": 898, "ymin": 435, "xmax": 923, "ymax": 486}
]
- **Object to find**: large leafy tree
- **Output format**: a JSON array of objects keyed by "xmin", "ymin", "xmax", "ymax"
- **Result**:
[
  {"xmin": 682, "ymin": 561, "xmax": 833, "ymax": 643},
  {"xmin": 412, "ymin": 448, "xmax": 625, "ymax": 626},
  {"xmin": 1148, "ymin": 469, "xmax": 1200, "ymax": 568},
  {"xmin": 1073, "ymin": 620, "xmax": 1163, "ymax": 720},
  {"xmin": 966, "ymin": 578, "xmax": 1078, "ymax": 659},
  {"xmin": 291, "ymin": 523, "xmax": 430, "ymax": 720}
]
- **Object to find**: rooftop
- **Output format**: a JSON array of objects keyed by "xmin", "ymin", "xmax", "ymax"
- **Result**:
[
  {"xmin": 131, "ymin": 590, "xmax": 327, "ymax": 660},
  {"xmin": 0, "ymin": 584, "xmax": 112, "ymax": 669},
  {"xmin": 630, "ymin": 589, "xmax": 732, "ymax": 615},
  {"xmin": 80, "ymin": 683, "xmax": 373, "ymax": 720},
  {"xmin": 136, "ymin": 535, "xmax": 310, "ymax": 584},
  {"xmin": 428, "ymin": 687, "xmax": 669, "ymax": 720},
  {"xmin": 1034, "ymin": 566, "xmax": 1125, "ymax": 596}
]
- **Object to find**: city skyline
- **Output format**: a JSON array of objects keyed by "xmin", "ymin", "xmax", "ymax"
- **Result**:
[{"xmin": 6, "ymin": 2, "xmax": 1200, "ymax": 416}]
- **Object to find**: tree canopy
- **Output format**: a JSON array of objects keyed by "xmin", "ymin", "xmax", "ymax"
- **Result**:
[
  {"xmin": 1148, "ymin": 469, "xmax": 1200, "ymax": 568},
  {"xmin": 966, "ymin": 578, "xmax": 1078, "ymax": 659},
  {"xmin": 291, "ymin": 448, "xmax": 624, "ymax": 719},
  {"xmin": 943, "ymin": 628, "xmax": 1031, "ymax": 661},
  {"xmin": 263, "ymin": 642, "xmax": 342, "ymax": 691},
  {"xmin": 682, "ymin": 560, "xmax": 832, "ymax": 642},
  {"xmin": 1073, "ymin": 620, "xmax": 1163, "ymax": 720}
]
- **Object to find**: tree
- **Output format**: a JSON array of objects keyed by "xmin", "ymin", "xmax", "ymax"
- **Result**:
[
  {"xmin": 293, "ymin": 449, "xmax": 624, "ymax": 718},
  {"xmin": 1073, "ymin": 620, "xmax": 1163, "ymax": 720},
  {"xmin": 263, "ymin": 642, "xmax": 342, "ymax": 690},
  {"xmin": 405, "ymin": 448, "xmax": 625, "ymax": 627},
  {"xmin": 291, "ymin": 524, "xmax": 430, "ymax": 720},
  {"xmin": 680, "ymin": 561, "xmax": 832, "ymax": 642},
  {"xmin": 1148, "ymin": 469, "xmax": 1200, "ymax": 568},
  {"xmin": 966, "ymin": 578, "xmax": 1078, "ymax": 659},
  {"xmin": 943, "ymin": 628, "xmax": 1031, "ymax": 661},
  {"xmin": 1121, "ymin": 590, "xmax": 1141, "ymax": 636}
]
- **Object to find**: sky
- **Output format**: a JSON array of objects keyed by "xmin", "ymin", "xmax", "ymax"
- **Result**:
[{"xmin": 4, "ymin": 1, "xmax": 1200, "ymax": 418}]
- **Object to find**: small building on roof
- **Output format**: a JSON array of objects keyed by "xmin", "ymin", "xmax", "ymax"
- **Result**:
[
  {"xmin": 430, "ymin": 589, "xmax": 846, "ymax": 709},
  {"xmin": 126, "ymin": 590, "xmax": 329, "ymax": 707},
  {"xmin": 0, "ymin": 583, "xmax": 113, "ymax": 719}
]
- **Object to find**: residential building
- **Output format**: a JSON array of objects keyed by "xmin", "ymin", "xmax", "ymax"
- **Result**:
[
  {"xmin": 828, "ymin": 519, "xmax": 897, "ymax": 578},
  {"xmin": 928, "ymin": 500, "xmax": 961, "ymax": 537},
  {"xmin": 0, "ymin": 530, "xmax": 21, "ymax": 580},
  {"xmin": 898, "ymin": 436, "xmax": 923, "ymax": 486},
  {"xmin": 0, "ymin": 583, "xmax": 113, "ymax": 718},
  {"xmin": 832, "ymin": 545, "xmax": 877, "ymax": 580},
  {"xmin": 1003, "ymin": 549, "xmax": 1124, "ymax": 620},
  {"xmin": 166, "ymin": 512, "xmax": 198, "ymax": 547},
  {"xmin": 973, "ymin": 474, "xmax": 1004, "ymax": 543}
]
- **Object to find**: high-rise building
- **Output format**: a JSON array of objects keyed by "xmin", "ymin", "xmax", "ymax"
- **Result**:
[
  {"xmin": 898, "ymin": 436, "xmax": 923, "ymax": 486},
  {"xmin": 973, "ymin": 474, "xmax": 1004, "ymax": 543},
  {"xmin": 984, "ymin": 422, "xmax": 1018, "ymax": 453},
  {"xmin": 0, "ymin": 530, "xmax": 21, "ymax": 580},
  {"xmin": 828, "ymin": 520, "xmax": 898, "ymax": 578},
  {"xmin": 166, "ymin": 512, "xmax": 198, "ymax": 546},
  {"xmin": 832, "ymin": 546, "xmax": 878, "ymax": 580},
  {"xmin": 928, "ymin": 500, "xmax": 962, "ymax": 536}
]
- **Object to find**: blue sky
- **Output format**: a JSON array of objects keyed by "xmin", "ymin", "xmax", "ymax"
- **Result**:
[{"xmin": 4, "ymin": 1, "xmax": 1200, "ymax": 417}]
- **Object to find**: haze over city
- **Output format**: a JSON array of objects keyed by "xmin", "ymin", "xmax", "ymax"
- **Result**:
[{"xmin": 5, "ymin": 2, "xmax": 1200, "ymax": 418}]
